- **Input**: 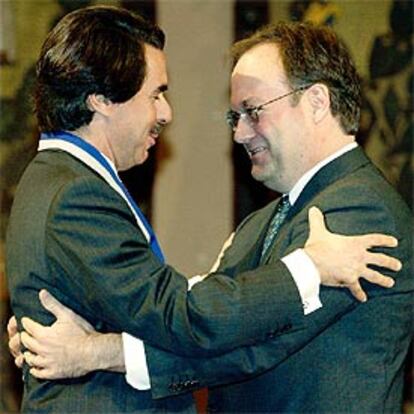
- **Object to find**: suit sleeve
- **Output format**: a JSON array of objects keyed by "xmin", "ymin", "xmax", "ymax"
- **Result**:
[
  {"xmin": 44, "ymin": 175, "xmax": 304, "ymax": 358},
  {"xmin": 144, "ymin": 181, "xmax": 413, "ymax": 398}
]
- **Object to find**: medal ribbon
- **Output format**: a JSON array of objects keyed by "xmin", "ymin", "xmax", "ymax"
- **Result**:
[{"xmin": 39, "ymin": 131, "xmax": 165, "ymax": 262}]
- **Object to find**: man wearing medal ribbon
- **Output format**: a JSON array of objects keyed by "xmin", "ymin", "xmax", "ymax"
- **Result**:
[{"xmin": 6, "ymin": 5, "xmax": 412, "ymax": 414}]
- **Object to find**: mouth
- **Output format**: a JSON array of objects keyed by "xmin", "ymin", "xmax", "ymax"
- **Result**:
[
  {"xmin": 244, "ymin": 141, "xmax": 268, "ymax": 159},
  {"xmin": 150, "ymin": 122, "xmax": 165, "ymax": 137},
  {"xmin": 146, "ymin": 137, "xmax": 156, "ymax": 150},
  {"xmin": 147, "ymin": 123, "xmax": 165, "ymax": 148}
]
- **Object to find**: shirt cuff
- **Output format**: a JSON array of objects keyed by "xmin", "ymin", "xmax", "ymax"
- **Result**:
[
  {"xmin": 187, "ymin": 274, "xmax": 207, "ymax": 290},
  {"xmin": 281, "ymin": 248, "xmax": 322, "ymax": 315},
  {"xmin": 122, "ymin": 332, "xmax": 151, "ymax": 390}
]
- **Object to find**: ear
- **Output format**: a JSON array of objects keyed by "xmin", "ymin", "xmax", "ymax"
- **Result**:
[
  {"xmin": 306, "ymin": 83, "xmax": 330, "ymax": 125},
  {"xmin": 86, "ymin": 94, "xmax": 113, "ymax": 117}
]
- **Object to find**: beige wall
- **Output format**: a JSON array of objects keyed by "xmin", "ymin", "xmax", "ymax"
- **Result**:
[{"xmin": 155, "ymin": 1, "xmax": 234, "ymax": 275}]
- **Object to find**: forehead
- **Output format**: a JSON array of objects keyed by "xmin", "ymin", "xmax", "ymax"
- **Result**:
[
  {"xmin": 231, "ymin": 43, "xmax": 286, "ymax": 100},
  {"xmin": 143, "ymin": 44, "xmax": 168, "ymax": 87}
]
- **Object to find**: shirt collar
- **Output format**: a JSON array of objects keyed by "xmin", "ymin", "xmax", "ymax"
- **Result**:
[{"xmin": 287, "ymin": 142, "xmax": 358, "ymax": 205}]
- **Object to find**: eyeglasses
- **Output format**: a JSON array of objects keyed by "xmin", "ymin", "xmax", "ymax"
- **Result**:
[{"xmin": 226, "ymin": 85, "xmax": 311, "ymax": 131}]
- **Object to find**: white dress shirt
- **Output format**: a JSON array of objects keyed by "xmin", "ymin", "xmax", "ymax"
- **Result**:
[{"xmin": 123, "ymin": 142, "xmax": 358, "ymax": 390}]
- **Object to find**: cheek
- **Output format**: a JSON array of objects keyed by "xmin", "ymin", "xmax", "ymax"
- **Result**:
[
  {"xmin": 141, "ymin": 107, "xmax": 157, "ymax": 135},
  {"xmin": 146, "ymin": 100, "xmax": 157, "ymax": 119},
  {"xmin": 134, "ymin": 111, "xmax": 152, "ymax": 137},
  {"xmin": 261, "ymin": 124, "xmax": 280, "ymax": 154}
]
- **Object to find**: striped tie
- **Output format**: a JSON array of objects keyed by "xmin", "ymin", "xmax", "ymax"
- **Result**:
[{"xmin": 260, "ymin": 195, "xmax": 291, "ymax": 263}]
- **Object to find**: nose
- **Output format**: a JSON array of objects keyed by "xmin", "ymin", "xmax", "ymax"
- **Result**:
[
  {"xmin": 158, "ymin": 95, "xmax": 173, "ymax": 125},
  {"xmin": 233, "ymin": 115, "xmax": 255, "ymax": 145}
]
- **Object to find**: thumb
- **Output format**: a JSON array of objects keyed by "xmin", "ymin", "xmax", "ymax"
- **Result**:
[
  {"xmin": 39, "ymin": 289, "xmax": 72, "ymax": 320},
  {"xmin": 308, "ymin": 206, "xmax": 326, "ymax": 238},
  {"xmin": 40, "ymin": 290, "xmax": 95, "ymax": 332}
]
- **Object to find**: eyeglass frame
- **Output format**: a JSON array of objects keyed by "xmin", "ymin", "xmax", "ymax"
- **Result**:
[{"xmin": 226, "ymin": 84, "xmax": 312, "ymax": 131}]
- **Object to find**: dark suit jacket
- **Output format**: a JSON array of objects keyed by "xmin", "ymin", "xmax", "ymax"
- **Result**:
[
  {"xmin": 145, "ymin": 147, "xmax": 413, "ymax": 413},
  {"xmin": 6, "ymin": 149, "xmax": 305, "ymax": 412}
]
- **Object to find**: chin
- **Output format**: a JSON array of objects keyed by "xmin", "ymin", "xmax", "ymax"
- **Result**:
[
  {"xmin": 253, "ymin": 170, "xmax": 281, "ymax": 192},
  {"xmin": 251, "ymin": 165, "xmax": 270, "ymax": 184},
  {"xmin": 135, "ymin": 147, "xmax": 148, "ymax": 161},
  {"xmin": 139, "ymin": 151, "xmax": 149, "ymax": 164}
]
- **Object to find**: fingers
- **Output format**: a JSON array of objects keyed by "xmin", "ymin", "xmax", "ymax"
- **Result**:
[
  {"xmin": 24, "ymin": 352, "xmax": 61, "ymax": 379},
  {"xmin": 361, "ymin": 234, "xmax": 398, "ymax": 248},
  {"xmin": 8, "ymin": 330, "xmax": 22, "ymax": 358},
  {"xmin": 20, "ymin": 330, "xmax": 42, "ymax": 355},
  {"xmin": 210, "ymin": 232, "xmax": 235, "ymax": 273},
  {"xmin": 15, "ymin": 354, "xmax": 24, "ymax": 369},
  {"xmin": 29, "ymin": 367, "xmax": 53, "ymax": 380},
  {"xmin": 25, "ymin": 353, "xmax": 63, "ymax": 380},
  {"xmin": 23, "ymin": 351, "xmax": 47, "ymax": 369},
  {"xmin": 366, "ymin": 252, "xmax": 402, "ymax": 272},
  {"xmin": 348, "ymin": 281, "xmax": 367, "ymax": 303},
  {"xmin": 7, "ymin": 315, "xmax": 18, "ymax": 336},
  {"xmin": 307, "ymin": 206, "xmax": 326, "ymax": 236},
  {"xmin": 223, "ymin": 232, "xmax": 235, "ymax": 250},
  {"xmin": 361, "ymin": 268, "xmax": 395, "ymax": 288},
  {"xmin": 21, "ymin": 316, "xmax": 45, "ymax": 337}
]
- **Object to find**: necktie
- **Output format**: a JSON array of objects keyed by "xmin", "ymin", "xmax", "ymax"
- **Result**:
[{"xmin": 260, "ymin": 195, "xmax": 291, "ymax": 263}]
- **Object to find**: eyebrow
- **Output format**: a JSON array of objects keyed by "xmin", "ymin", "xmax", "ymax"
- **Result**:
[
  {"xmin": 156, "ymin": 84, "xmax": 168, "ymax": 94},
  {"xmin": 241, "ymin": 98, "xmax": 256, "ymax": 108}
]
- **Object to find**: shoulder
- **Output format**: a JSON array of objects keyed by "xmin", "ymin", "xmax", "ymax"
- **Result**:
[
  {"xmin": 48, "ymin": 172, "xmax": 133, "ymax": 226},
  {"xmin": 316, "ymin": 163, "xmax": 412, "ymax": 235},
  {"xmin": 284, "ymin": 159, "xmax": 412, "ymax": 254},
  {"xmin": 16, "ymin": 151, "xmax": 133, "ymax": 225}
]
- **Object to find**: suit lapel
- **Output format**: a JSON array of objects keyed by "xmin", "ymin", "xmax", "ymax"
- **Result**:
[{"xmin": 216, "ymin": 200, "xmax": 278, "ymax": 272}]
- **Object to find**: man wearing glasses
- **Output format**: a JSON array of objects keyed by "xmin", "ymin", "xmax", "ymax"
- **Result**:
[{"xmin": 7, "ymin": 12, "xmax": 412, "ymax": 414}]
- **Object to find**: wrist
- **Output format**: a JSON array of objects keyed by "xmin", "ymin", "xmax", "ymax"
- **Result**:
[
  {"xmin": 87, "ymin": 333, "xmax": 125, "ymax": 373},
  {"xmin": 304, "ymin": 244, "xmax": 326, "ymax": 281}
]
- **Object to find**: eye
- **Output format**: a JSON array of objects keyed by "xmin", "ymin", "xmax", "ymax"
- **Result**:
[
  {"xmin": 153, "ymin": 91, "xmax": 169, "ymax": 102},
  {"xmin": 245, "ymin": 106, "xmax": 260, "ymax": 123},
  {"xmin": 226, "ymin": 110, "xmax": 240, "ymax": 129}
]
